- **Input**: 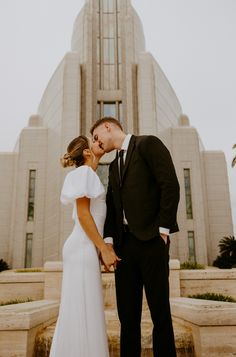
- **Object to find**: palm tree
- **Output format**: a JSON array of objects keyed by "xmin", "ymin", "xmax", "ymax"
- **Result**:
[
  {"xmin": 232, "ymin": 144, "xmax": 236, "ymax": 167},
  {"xmin": 213, "ymin": 236, "xmax": 236, "ymax": 268},
  {"xmin": 218, "ymin": 236, "xmax": 236, "ymax": 261}
]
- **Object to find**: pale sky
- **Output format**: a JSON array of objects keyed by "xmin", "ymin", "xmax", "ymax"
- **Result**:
[{"xmin": 0, "ymin": 0, "xmax": 235, "ymax": 231}]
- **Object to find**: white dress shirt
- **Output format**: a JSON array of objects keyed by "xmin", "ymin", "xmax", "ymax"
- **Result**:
[{"xmin": 104, "ymin": 134, "xmax": 170, "ymax": 244}]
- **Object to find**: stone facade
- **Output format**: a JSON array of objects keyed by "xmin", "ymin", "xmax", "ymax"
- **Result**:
[{"xmin": 0, "ymin": 0, "xmax": 233, "ymax": 268}]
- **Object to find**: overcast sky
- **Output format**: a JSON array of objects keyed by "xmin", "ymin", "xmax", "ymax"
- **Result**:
[{"xmin": 0, "ymin": 0, "xmax": 235, "ymax": 231}]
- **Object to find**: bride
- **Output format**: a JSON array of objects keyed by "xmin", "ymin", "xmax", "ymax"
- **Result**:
[{"xmin": 49, "ymin": 135, "xmax": 120, "ymax": 357}]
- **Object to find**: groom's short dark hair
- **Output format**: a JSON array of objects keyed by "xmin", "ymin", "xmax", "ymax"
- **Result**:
[{"xmin": 90, "ymin": 117, "xmax": 123, "ymax": 135}]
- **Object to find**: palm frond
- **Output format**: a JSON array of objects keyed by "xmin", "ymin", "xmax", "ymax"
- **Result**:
[
  {"xmin": 232, "ymin": 156, "xmax": 236, "ymax": 168},
  {"xmin": 218, "ymin": 236, "xmax": 236, "ymax": 255},
  {"xmin": 231, "ymin": 144, "xmax": 236, "ymax": 167}
]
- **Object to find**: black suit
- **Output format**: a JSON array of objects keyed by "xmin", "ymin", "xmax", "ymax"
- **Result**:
[{"xmin": 104, "ymin": 135, "xmax": 180, "ymax": 357}]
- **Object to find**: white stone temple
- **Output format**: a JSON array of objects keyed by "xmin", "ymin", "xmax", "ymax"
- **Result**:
[{"xmin": 0, "ymin": 0, "xmax": 233, "ymax": 268}]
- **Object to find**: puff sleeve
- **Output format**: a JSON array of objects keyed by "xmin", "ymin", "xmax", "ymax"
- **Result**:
[{"xmin": 60, "ymin": 165, "xmax": 104, "ymax": 205}]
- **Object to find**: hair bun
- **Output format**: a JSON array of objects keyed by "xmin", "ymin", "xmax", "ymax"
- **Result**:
[
  {"xmin": 60, "ymin": 153, "xmax": 75, "ymax": 168},
  {"xmin": 60, "ymin": 135, "xmax": 89, "ymax": 169}
]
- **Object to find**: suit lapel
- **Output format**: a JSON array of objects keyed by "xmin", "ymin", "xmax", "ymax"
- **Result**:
[
  {"xmin": 112, "ymin": 151, "xmax": 120, "ymax": 186},
  {"xmin": 121, "ymin": 135, "xmax": 136, "ymax": 184}
]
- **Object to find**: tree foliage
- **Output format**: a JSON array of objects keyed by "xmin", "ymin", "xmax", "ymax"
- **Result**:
[
  {"xmin": 232, "ymin": 144, "xmax": 236, "ymax": 167},
  {"xmin": 0, "ymin": 259, "xmax": 9, "ymax": 272},
  {"xmin": 213, "ymin": 236, "xmax": 236, "ymax": 269}
]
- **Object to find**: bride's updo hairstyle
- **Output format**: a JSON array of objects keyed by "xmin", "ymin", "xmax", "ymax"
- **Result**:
[{"xmin": 60, "ymin": 135, "xmax": 89, "ymax": 168}]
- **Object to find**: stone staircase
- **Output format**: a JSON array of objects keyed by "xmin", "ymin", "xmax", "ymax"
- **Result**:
[
  {"xmin": 35, "ymin": 308, "xmax": 194, "ymax": 356},
  {"xmin": 34, "ymin": 268, "xmax": 194, "ymax": 356}
]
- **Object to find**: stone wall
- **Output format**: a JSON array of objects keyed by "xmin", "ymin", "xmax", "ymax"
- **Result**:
[
  {"xmin": 0, "ymin": 272, "xmax": 44, "ymax": 303},
  {"xmin": 180, "ymin": 268, "xmax": 236, "ymax": 299}
]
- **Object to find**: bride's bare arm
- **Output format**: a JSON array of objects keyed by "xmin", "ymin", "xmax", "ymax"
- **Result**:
[{"xmin": 76, "ymin": 197, "xmax": 120, "ymax": 270}]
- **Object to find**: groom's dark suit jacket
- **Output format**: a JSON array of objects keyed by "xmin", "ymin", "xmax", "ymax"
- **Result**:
[{"xmin": 104, "ymin": 135, "xmax": 180, "ymax": 246}]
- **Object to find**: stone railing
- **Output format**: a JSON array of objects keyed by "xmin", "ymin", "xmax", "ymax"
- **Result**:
[
  {"xmin": 180, "ymin": 268, "xmax": 236, "ymax": 298},
  {"xmin": 0, "ymin": 300, "xmax": 59, "ymax": 356},
  {"xmin": 0, "ymin": 271, "xmax": 44, "ymax": 302},
  {"xmin": 2, "ymin": 265, "xmax": 235, "ymax": 305},
  {"xmin": 43, "ymin": 259, "xmax": 181, "ymax": 303},
  {"xmin": 171, "ymin": 297, "xmax": 236, "ymax": 356}
]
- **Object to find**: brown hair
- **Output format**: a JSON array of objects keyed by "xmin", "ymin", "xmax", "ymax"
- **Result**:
[
  {"xmin": 60, "ymin": 135, "xmax": 89, "ymax": 168},
  {"xmin": 90, "ymin": 117, "xmax": 123, "ymax": 135}
]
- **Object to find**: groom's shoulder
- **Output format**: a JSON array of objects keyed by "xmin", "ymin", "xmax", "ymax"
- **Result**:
[{"xmin": 136, "ymin": 135, "xmax": 164, "ymax": 147}]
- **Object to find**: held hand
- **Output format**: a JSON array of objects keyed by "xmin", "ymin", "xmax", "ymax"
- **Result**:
[
  {"xmin": 106, "ymin": 243, "xmax": 121, "ymax": 270},
  {"xmin": 100, "ymin": 244, "xmax": 121, "ymax": 272},
  {"xmin": 99, "ymin": 247, "xmax": 111, "ymax": 272}
]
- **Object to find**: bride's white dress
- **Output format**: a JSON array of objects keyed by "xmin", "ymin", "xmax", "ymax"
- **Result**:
[{"xmin": 49, "ymin": 165, "xmax": 109, "ymax": 357}]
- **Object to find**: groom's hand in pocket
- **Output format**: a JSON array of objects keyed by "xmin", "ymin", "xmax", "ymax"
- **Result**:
[{"xmin": 160, "ymin": 233, "xmax": 168, "ymax": 245}]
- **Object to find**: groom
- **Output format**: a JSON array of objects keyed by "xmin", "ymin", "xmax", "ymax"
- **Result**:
[{"xmin": 91, "ymin": 117, "xmax": 180, "ymax": 357}]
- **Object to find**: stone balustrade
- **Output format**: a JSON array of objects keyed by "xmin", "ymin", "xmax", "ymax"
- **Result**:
[
  {"xmin": 43, "ymin": 259, "xmax": 181, "ymax": 303},
  {"xmin": 180, "ymin": 268, "xmax": 236, "ymax": 298},
  {"xmin": 0, "ymin": 271, "xmax": 45, "ymax": 303},
  {"xmin": 2, "ymin": 265, "xmax": 236, "ymax": 306},
  {"xmin": 171, "ymin": 297, "xmax": 236, "ymax": 356},
  {"xmin": 0, "ymin": 300, "xmax": 59, "ymax": 357}
]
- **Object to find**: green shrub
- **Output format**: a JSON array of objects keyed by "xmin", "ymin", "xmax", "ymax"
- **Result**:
[
  {"xmin": 0, "ymin": 298, "xmax": 33, "ymax": 306},
  {"xmin": 15, "ymin": 268, "xmax": 43, "ymax": 273},
  {"xmin": 180, "ymin": 261, "xmax": 205, "ymax": 270},
  {"xmin": 213, "ymin": 255, "xmax": 232, "ymax": 269},
  {"xmin": 0, "ymin": 259, "xmax": 9, "ymax": 272},
  {"xmin": 188, "ymin": 292, "xmax": 236, "ymax": 303}
]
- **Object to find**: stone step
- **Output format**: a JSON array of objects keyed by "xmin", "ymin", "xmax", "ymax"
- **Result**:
[
  {"xmin": 35, "ymin": 309, "xmax": 194, "ymax": 357},
  {"xmin": 106, "ymin": 310, "xmax": 194, "ymax": 356}
]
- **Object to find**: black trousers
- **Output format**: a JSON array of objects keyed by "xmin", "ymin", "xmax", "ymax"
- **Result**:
[{"xmin": 114, "ymin": 231, "xmax": 176, "ymax": 357}]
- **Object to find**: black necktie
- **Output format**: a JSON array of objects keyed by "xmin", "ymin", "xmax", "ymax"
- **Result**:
[{"xmin": 119, "ymin": 149, "xmax": 124, "ymax": 183}]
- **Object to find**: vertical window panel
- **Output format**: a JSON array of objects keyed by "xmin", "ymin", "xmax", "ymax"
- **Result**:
[
  {"xmin": 103, "ymin": 38, "xmax": 115, "ymax": 64},
  {"xmin": 103, "ymin": 102, "xmax": 116, "ymax": 117},
  {"xmin": 97, "ymin": 38, "xmax": 100, "ymax": 63},
  {"xmin": 184, "ymin": 168, "xmax": 193, "ymax": 219},
  {"xmin": 97, "ymin": 64, "xmax": 101, "ymax": 89},
  {"xmin": 188, "ymin": 231, "xmax": 196, "ymax": 263},
  {"xmin": 103, "ymin": 14, "xmax": 115, "ymax": 37},
  {"xmin": 118, "ymin": 38, "xmax": 122, "ymax": 63},
  {"xmin": 103, "ymin": 0, "xmax": 114, "ymax": 13},
  {"xmin": 103, "ymin": 65, "xmax": 115, "ymax": 89},
  {"xmin": 25, "ymin": 233, "xmax": 33, "ymax": 268},
  {"xmin": 27, "ymin": 170, "xmax": 36, "ymax": 221},
  {"xmin": 96, "ymin": 12, "xmax": 100, "ymax": 34},
  {"xmin": 117, "ymin": 0, "xmax": 121, "ymax": 12},
  {"xmin": 95, "ymin": 0, "xmax": 100, "ymax": 12},
  {"xmin": 109, "ymin": 64, "xmax": 115, "ymax": 89},
  {"xmin": 118, "ymin": 64, "xmax": 122, "ymax": 88},
  {"xmin": 117, "ymin": 13, "xmax": 121, "ymax": 36},
  {"xmin": 118, "ymin": 102, "xmax": 123, "ymax": 123},
  {"xmin": 97, "ymin": 102, "xmax": 101, "ymax": 119},
  {"xmin": 97, "ymin": 101, "xmax": 122, "ymax": 120},
  {"xmin": 103, "ymin": 65, "xmax": 110, "ymax": 90}
]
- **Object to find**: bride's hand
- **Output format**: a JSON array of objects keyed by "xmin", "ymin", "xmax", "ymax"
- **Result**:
[{"xmin": 100, "ymin": 244, "xmax": 121, "ymax": 271}]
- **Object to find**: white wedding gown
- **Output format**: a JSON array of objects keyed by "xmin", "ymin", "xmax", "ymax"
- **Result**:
[{"xmin": 49, "ymin": 165, "xmax": 109, "ymax": 357}]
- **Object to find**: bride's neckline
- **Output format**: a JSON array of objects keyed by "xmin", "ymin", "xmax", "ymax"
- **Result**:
[{"xmin": 77, "ymin": 164, "xmax": 97, "ymax": 172}]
